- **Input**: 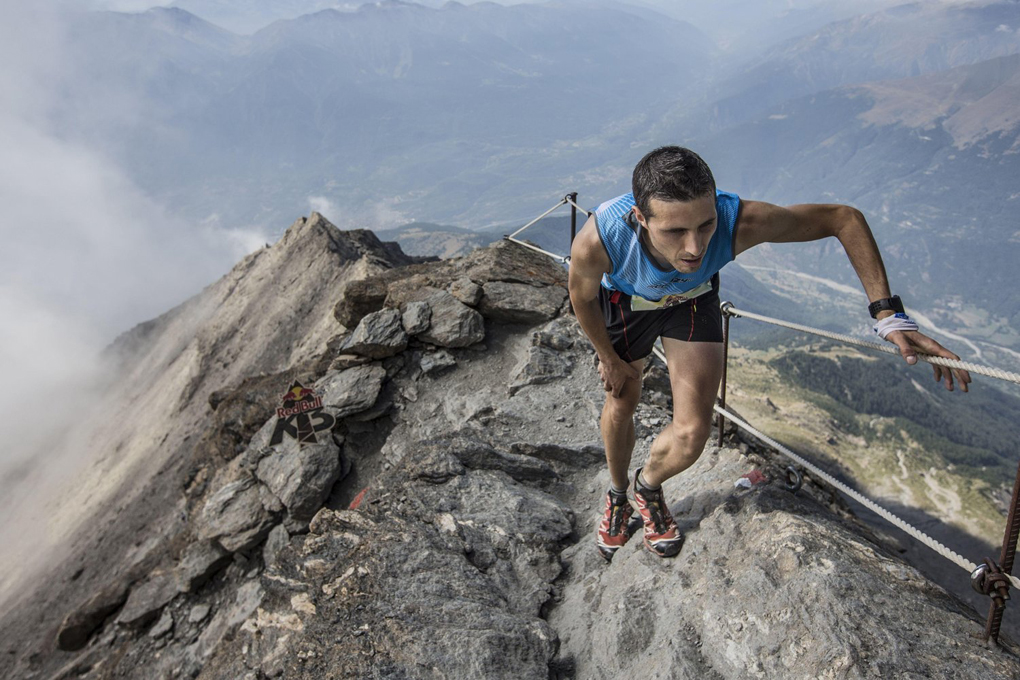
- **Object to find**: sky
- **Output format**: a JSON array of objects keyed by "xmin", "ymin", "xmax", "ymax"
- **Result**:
[{"xmin": 0, "ymin": 2, "xmax": 270, "ymax": 497}]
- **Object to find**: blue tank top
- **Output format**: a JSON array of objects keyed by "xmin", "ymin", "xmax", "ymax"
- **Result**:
[{"xmin": 593, "ymin": 189, "xmax": 741, "ymax": 310}]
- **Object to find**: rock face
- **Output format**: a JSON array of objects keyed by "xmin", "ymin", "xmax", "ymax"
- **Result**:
[
  {"xmin": 342, "ymin": 308, "xmax": 408, "ymax": 358},
  {"xmin": 11, "ymin": 228, "xmax": 1020, "ymax": 680}
]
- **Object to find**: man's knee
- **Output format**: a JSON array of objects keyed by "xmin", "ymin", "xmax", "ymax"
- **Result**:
[
  {"xmin": 665, "ymin": 419, "xmax": 712, "ymax": 459},
  {"xmin": 603, "ymin": 392, "xmax": 639, "ymax": 424}
]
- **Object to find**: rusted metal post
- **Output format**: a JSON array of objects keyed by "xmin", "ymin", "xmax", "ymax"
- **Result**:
[
  {"xmin": 568, "ymin": 192, "xmax": 578, "ymax": 247},
  {"xmin": 567, "ymin": 192, "xmax": 578, "ymax": 316},
  {"xmin": 984, "ymin": 458, "xmax": 1020, "ymax": 644},
  {"xmin": 717, "ymin": 311, "xmax": 730, "ymax": 444}
]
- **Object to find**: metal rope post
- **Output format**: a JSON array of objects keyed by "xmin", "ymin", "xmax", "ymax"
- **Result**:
[
  {"xmin": 718, "ymin": 305, "xmax": 732, "ymax": 444},
  {"xmin": 985, "ymin": 458, "xmax": 1020, "ymax": 644},
  {"xmin": 567, "ymin": 192, "xmax": 578, "ymax": 316}
]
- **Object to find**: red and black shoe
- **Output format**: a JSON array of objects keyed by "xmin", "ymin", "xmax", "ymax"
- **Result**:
[
  {"xmin": 633, "ymin": 467, "xmax": 684, "ymax": 557},
  {"xmin": 596, "ymin": 488, "xmax": 641, "ymax": 562}
]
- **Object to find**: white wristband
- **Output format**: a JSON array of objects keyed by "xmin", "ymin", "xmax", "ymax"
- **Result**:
[{"xmin": 873, "ymin": 313, "xmax": 918, "ymax": 340}]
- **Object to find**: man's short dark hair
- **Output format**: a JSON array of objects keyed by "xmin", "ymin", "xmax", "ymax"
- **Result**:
[{"xmin": 632, "ymin": 146, "xmax": 716, "ymax": 220}]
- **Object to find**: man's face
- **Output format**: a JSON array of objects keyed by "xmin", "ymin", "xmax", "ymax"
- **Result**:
[{"xmin": 633, "ymin": 194, "xmax": 717, "ymax": 274}]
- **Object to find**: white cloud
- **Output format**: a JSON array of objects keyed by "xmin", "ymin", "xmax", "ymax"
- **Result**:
[
  {"xmin": 308, "ymin": 195, "xmax": 339, "ymax": 223},
  {"xmin": 0, "ymin": 0, "xmax": 270, "ymax": 603}
]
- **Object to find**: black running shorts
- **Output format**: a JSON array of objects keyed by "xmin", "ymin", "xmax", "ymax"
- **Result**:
[{"xmin": 598, "ymin": 272, "xmax": 723, "ymax": 362}]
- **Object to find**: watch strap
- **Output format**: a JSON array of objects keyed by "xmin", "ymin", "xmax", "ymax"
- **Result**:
[{"xmin": 868, "ymin": 295, "xmax": 904, "ymax": 319}]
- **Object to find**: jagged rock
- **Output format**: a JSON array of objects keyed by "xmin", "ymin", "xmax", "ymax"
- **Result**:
[
  {"xmin": 509, "ymin": 441, "xmax": 605, "ymax": 468},
  {"xmin": 149, "ymin": 609, "xmax": 174, "ymax": 639},
  {"xmin": 420, "ymin": 349, "xmax": 457, "ymax": 376},
  {"xmin": 317, "ymin": 364, "xmax": 387, "ymax": 418},
  {"xmin": 508, "ymin": 343, "xmax": 573, "ymax": 395},
  {"xmin": 195, "ymin": 472, "xmax": 277, "ymax": 553},
  {"xmin": 478, "ymin": 281, "xmax": 568, "ymax": 324},
  {"xmin": 408, "ymin": 444, "xmax": 466, "ymax": 484},
  {"xmin": 449, "ymin": 276, "xmax": 483, "ymax": 306},
  {"xmin": 255, "ymin": 439, "xmax": 344, "ymax": 522},
  {"xmin": 333, "ymin": 278, "xmax": 389, "ymax": 329},
  {"xmin": 382, "ymin": 353, "xmax": 406, "ymax": 379},
  {"xmin": 331, "ymin": 240, "xmax": 565, "ymax": 331},
  {"xmin": 401, "ymin": 300, "xmax": 432, "ymax": 335},
  {"xmin": 259, "ymin": 483, "xmax": 285, "ymax": 513},
  {"xmin": 174, "ymin": 539, "xmax": 232, "ymax": 593},
  {"xmin": 189, "ymin": 604, "xmax": 212, "ymax": 624},
  {"xmin": 204, "ymin": 464, "xmax": 574, "ymax": 680},
  {"xmin": 22, "ymin": 235, "xmax": 1020, "ymax": 680},
  {"xmin": 342, "ymin": 308, "xmax": 408, "ymax": 358},
  {"xmin": 418, "ymin": 290, "xmax": 486, "ymax": 348},
  {"xmin": 185, "ymin": 580, "xmax": 265, "ymax": 668},
  {"xmin": 327, "ymin": 353, "xmax": 371, "ymax": 372},
  {"xmin": 547, "ymin": 442, "xmax": 1017, "ymax": 679},
  {"xmin": 262, "ymin": 524, "xmax": 291, "ymax": 568},
  {"xmin": 345, "ymin": 392, "xmax": 394, "ymax": 422},
  {"xmin": 282, "ymin": 514, "xmax": 312, "ymax": 535},
  {"xmin": 534, "ymin": 329, "xmax": 574, "ymax": 350},
  {"xmin": 197, "ymin": 368, "xmax": 322, "ymax": 466},
  {"xmin": 115, "ymin": 569, "xmax": 179, "ymax": 629},
  {"xmin": 56, "ymin": 581, "xmax": 130, "ymax": 651},
  {"xmin": 440, "ymin": 436, "xmax": 558, "ymax": 484},
  {"xmin": 462, "ymin": 238, "xmax": 568, "ymax": 287}
]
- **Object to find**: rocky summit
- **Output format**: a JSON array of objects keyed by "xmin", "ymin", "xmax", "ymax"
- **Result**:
[{"xmin": 2, "ymin": 213, "xmax": 1018, "ymax": 679}]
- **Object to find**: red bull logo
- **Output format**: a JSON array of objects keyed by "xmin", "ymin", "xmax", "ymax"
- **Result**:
[{"xmin": 270, "ymin": 380, "xmax": 335, "ymax": 446}]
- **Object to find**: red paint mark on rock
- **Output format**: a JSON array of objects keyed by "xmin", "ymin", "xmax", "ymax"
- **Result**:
[{"xmin": 349, "ymin": 487, "xmax": 369, "ymax": 510}]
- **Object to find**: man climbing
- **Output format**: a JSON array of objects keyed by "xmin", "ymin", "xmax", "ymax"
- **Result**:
[{"xmin": 567, "ymin": 145, "xmax": 972, "ymax": 562}]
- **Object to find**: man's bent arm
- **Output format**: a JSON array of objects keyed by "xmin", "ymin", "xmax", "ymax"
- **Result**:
[
  {"xmin": 734, "ymin": 202, "xmax": 895, "ymax": 307},
  {"xmin": 568, "ymin": 216, "xmax": 640, "ymax": 396},
  {"xmin": 568, "ymin": 216, "xmax": 618, "ymax": 360},
  {"xmin": 732, "ymin": 200, "xmax": 972, "ymax": 392}
]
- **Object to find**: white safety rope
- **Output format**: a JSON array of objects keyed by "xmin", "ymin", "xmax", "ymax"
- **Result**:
[
  {"xmin": 723, "ymin": 304, "xmax": 1020, "ymax": 385},
  {"xmin": 707, "ymin": 395, "xmax": 1020, "ymax": 591},
  {"xmin": 505, "ymin": 237, "xmax": 569, "ymax": 263},
  {"xmin": 564, "ymin": 195, "xmax": 593, "ymax": 217},
  {"xmin": 506, "ymin": 197, "xmax": 567, "ymax": 239}
]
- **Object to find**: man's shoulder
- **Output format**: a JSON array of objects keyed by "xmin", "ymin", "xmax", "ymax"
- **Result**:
[{"xmin": 594, "ymin": 192, "xmax": 635, "ymax": 222}]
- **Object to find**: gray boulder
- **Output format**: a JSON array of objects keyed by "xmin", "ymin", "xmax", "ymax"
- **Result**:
[
  {"xmin": 56, "ymin": 581, "xmax": 130, "ymax": 651},
  {"xmin": 174, "ymin": 539, "xmax": 232, "ymax": 593},
  {"xmin": 327, "ymin": 353, "xmax": 371, "ymax": 372},
  {"xmin": 508, "ymin": 343, "xmax": 573, "ymax": 395},
  {"xmin": 256, "ymin": 439, "xmax": 344, "ymax": 522},
  {"xmin": 195, "ymin": 472, "xmax": 277, "ymax": 553},
  {"xmin": 449, "ymin": 276, "xmax": 483, "ymax": 306},
  {"xmin": 148, "ymin": 609, "xmax": 174, "ymax": 639},
  {"xmin": 342, "ymin": 308, "xmax": 408, "ymax": 358},
  {"xmin": 418, "ymin": 290, "xmax": 485, "ymax": 348},
  {"xmin": 401, "ymin": 300, "xmax": 432, "ymax": 335},
  {"xmin": 262, "ymin": 524, "xmax": 291, "ymax": 568},
  {"xmin": 115, "ymin": 569, "xmax": 179, "ymax": 629},
  {"xmin": 478, "ymin": 281, "xmax": 567, "ymax": 324},
  {"xmin": 317, "ymin": 364, "xmax": 387, "ymax": 418},
  {"xmin": 420, "ymin": 349, "xmax": 457, "ymax": 376}
]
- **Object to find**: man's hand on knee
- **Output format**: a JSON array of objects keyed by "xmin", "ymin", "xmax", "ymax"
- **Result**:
[{"xmin": 598, "ymin": 355, "xmax": 640, "ymax": 398}]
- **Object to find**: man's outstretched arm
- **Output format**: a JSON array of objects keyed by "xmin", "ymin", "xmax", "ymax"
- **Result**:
[{"xmin": 732, "ymin": 200, "xmax": 971, "ymax": 392}]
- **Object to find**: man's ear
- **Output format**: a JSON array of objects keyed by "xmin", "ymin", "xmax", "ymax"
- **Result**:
[{"xmin": 632, "ymin": 206, "xmax": 646, "ymax": 228}]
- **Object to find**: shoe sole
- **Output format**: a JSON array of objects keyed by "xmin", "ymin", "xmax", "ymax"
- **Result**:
[{"xmin": 643, "ymin": 534, "xmax": 684, "ymax": 558}]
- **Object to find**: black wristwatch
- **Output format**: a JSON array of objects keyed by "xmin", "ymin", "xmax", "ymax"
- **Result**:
[{"xmin": 868, "ymin": 295, "xmax": 905, "ymax": 319}]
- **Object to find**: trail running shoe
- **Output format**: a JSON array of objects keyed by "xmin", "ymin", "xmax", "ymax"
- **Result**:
[
  {"xmin": 596, "ymin": 489, "xmax": 640, "ymax": 562},
  {"xmin": 633, "ymin": 467, "xmax": 684, "ymax": 558}
]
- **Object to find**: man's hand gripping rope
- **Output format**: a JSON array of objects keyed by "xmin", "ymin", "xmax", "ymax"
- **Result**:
[{"xmin": 875, "ymin": 314, "xmax": 972, "ymax": 392}]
